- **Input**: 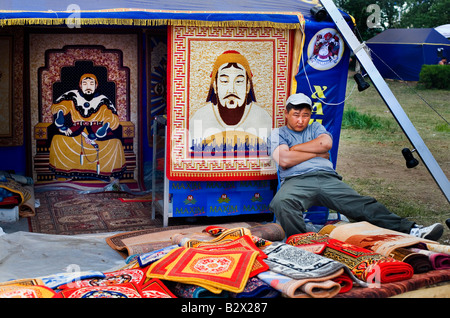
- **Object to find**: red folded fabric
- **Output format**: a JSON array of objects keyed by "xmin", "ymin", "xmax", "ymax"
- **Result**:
[
  {"xmin": 287, "ymin": 232, "xmax": 414, "ymax": 284},
  {"xmin": 332, "ymin": 273, "xmax": 353, "ymax": 294}
]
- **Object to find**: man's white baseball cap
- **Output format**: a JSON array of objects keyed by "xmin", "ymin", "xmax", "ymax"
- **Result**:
[{"xmin": 286, "ymin": 93, "xmax": 312, "ymax": 108}]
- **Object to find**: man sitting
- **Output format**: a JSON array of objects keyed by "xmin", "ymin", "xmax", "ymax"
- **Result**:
[{"xmin": 268, "ymin": 93, "xmax": 444, "ymax": 240}]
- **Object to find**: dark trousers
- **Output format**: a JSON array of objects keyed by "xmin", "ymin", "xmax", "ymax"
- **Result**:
[{"xmin": 269, "ymin": 171, "xmax": 415, "ymax": 238}]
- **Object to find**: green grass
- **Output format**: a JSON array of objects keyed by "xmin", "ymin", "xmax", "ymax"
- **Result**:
[
  {"xmin": 338, "ymin": 73, "xmax": 450, "ymax": 243},
  {"xmin": 435, "ymin": 123, "xmax": 450, "ymax": 133},
  {"xmin": 342, "ymin": 107, "xmax": 393, "ymax": 131}
]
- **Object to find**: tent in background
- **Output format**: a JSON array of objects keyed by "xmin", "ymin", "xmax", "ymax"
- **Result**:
[
  {"xmin": 366, "ymin": 28, "xmax": 450, "ymax": 81},
  {"xmin": 435, "ymin": 24, "xmax": 450, "ymax": 39}
]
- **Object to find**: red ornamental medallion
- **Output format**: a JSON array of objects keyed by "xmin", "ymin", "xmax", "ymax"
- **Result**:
[{"xmin": 192, "ymin": 256, "xmax": 234, "ymax": 274}]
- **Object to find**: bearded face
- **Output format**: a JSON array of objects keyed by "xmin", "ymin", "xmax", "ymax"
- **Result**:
[
  {"xmin": 80, "ymin": 77, "xmax": 97, "ymax": 100},
  {"xmin": 214, "ymin": 63, "xmax": 250, "ymax": 125}
]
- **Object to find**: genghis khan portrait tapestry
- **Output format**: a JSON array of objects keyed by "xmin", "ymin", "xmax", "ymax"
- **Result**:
[
  {"xmin": 167, "ymin": 26, "xmax": 294, "ymax": 181},
  {"xmin": 32, "ymin": 35, "xmax": 139, "ymax": 189},
  {"xmin": 49, "ymin": 72, "xmax": 126, "ymax": 180}
]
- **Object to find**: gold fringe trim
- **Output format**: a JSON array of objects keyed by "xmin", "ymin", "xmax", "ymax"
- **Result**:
[{"xmin": 0, "ymin": 18, "xmax": 303, "ymax": 29}]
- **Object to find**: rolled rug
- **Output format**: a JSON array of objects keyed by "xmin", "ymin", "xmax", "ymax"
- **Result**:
[
  {"xmin": 286, "ymin": 232, "xmax": 414, "ymax": 284},
  {"xmin": 388, "ymin": 247, "xmax": 432, "ymax": 273},
  {"xmin": 257, "ymin": 269, "xmax": 342, "ymax": 298},
  {"xmin": 318, "ymin": 221, "xmax": 437, "ymax": 256},
  {"xmin": 408, "ymin": 247, "xmax": 450, "ymax": 270}
]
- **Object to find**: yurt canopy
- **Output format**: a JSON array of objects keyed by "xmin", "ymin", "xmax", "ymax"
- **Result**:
[
  {"xmin": 366, "ymin": 28, "xmax": 450, "ymax": 81},
  {"xmin": 0, "ymin": 0, "xmax": 351, "ymax": 29}
]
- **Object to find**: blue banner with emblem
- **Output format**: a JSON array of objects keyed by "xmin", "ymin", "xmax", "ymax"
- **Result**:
[{"xmin": 294, "ymin": 21, "xmax": 352, "ymax": 169}]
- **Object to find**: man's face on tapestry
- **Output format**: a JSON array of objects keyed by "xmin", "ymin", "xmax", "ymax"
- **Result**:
[
  {"xmin": 213, "ymin": 62, "xmax": 250, "ymax": 126},
  {"xmin": 80, "ymin": 77, "xmax": 97, "ymax": 96},
  {"xmin": 215, "ymin": 63, "xmax": 249, "ymax": 110}
]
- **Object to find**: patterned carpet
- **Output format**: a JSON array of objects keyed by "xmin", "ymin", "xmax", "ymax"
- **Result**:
[{"xmin": 29, "ymin": 190, "xmax": 160, "ymax": 235}]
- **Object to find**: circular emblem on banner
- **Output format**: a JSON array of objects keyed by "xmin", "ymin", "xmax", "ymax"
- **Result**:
[{"xmin": 307, "ymin": 28, "xmax": 344, "ymax": 70}]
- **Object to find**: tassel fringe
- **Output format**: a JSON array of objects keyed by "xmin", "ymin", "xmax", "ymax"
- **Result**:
[{"xmin": 0, "ymin": 17, "xmax": 303, "ymax": 29}]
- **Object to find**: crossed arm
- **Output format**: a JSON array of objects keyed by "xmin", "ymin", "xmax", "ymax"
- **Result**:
[{"xmin": 272, "ymin": 133, "xmax": 333, "ymax": 169}]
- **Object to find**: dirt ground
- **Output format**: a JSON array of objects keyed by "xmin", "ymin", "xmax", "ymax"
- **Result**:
[{"xmin": 336, "ymin": 129, "xmax": 450, "ymax": 244}]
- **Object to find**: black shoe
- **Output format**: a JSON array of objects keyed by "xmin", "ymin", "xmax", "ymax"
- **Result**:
[{"xmin": 410, "ymin": 223, "xmax": 444, "ymax": 241}]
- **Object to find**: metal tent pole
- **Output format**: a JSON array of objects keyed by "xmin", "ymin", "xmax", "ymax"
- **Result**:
[{"xmin": 319, "ymin": 0, "xmax": 450, "ymax": 202}]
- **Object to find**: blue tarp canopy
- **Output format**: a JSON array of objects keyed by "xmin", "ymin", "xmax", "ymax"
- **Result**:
[
  {"xmin": 0, "ymin": 0, "xmax": 340, "ymax": 29},
  {"xmin": 366, "ymin": 28, "xmax": 450, "ymax": 81}
]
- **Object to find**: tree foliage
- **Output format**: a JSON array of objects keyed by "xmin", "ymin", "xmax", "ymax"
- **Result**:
[
  {"xmin": 399, "ymin": 0, "xmax": 450, "ymax": 29},
  {"xmin": 334, "ymin": 0, "xmax": 449, "ymax": 41}
]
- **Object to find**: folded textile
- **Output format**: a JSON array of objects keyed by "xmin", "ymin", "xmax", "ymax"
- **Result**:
[
  {"xmin": 332, "ymin": 273, "xmax": 353, "ymax": 294},
  {"xmin": 230, "ymin": 277, "xmax": 280, "ymax": 298},
  {"xmin": 0, "ymin": 177, "xmax": 36, "ymax": 217},
  {"xmin": 140, "ymin": 278, "xmax": 177, "ymax": 298},
  {"xmin": 189, "ymin": 235, "xmax": 269, "ymax": 277},
  {"xmin": 263, "ymin": 242, "xmax": 354, "ymax": 281},
  {"xmin": 389, "ymin": 247, "xmax": 432, "ymax": 273},
  {"xmin": 203, "ymin": 223, "xmax": 285, "ymax": 247},
  {"xmin": 0, "ymin": 278, "xmax": 45, "ymax": 287},
  {"xmin": 318, "ymin": 221, "xmax": 437, "ymax": 256},
  {"xmin": 147, "ymin": 247, "xmax": 259, "ymax": 294},
  {"xmin": 137, "ymin": 245, "xmax": 179, "ymax": 267},
  {"xmin": 173, "ymin": 283, "xmax": 229, "ymax": 298},
  {"xmin": 424, "ymin": 242, "xmax": 450, "ymax": 255},
  {"xmin": 334, "ymin": 268, "xmax": 450, "ymax": 298},
  {"xmin": 257, "ymin": 269, "xmax": 342, "ymax": 298},
  {"xmin": 105, "ymin": 222, "xmax": 253, "ymax": 257},
  {"xmin": 183, "ymin": 227, "xmax": 252, "ymax": 248},
  {"xmin": 409, "ymin": 247, "xmax": 450, "ymax": 270},
  {"xmin": 287, "ymin": 232, "xmax": 414, "ymax": 283},
  {"xmin": 38, "ymin": 270, "xmax": 105, "ymax": 289},
  {"xmin": 54, "ymin": 283, "xmax": 144, "ymax": 298},
  {"xmin": 0, "ymin": 284, "xmax": 56, "ymax": 298},
  {"xmin": 57, "ymin": 268, "xmax": 148, "ymax": 290}
]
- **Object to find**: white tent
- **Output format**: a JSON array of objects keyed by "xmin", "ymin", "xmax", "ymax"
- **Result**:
[{"xmin": 435, "ymin": 24, "xmax": 450, "ymax": 39}]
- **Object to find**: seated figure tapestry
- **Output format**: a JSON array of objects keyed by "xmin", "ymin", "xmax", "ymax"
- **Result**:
[
  {"xmin": 30, "ymin": 33, "xmax": 141, "ymax": 190},
  {"xmin": 167, "ymin": 26, "xmax": 296, "ymax": 180}
]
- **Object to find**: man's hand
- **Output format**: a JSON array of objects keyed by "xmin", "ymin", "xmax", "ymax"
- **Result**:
[
  {"xmin": 316, "ymin": 151, "xmax": 330, "ymax": 160},
  {"xmin": 289, "ymin": 133, "xmax": 332, "ymax": 154}
]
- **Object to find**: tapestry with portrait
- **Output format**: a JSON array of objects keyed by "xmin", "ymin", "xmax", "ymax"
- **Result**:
[
  {"xmin": 30, "ymin": 32, "xmax": 141, "ymax": 190},
  {"xmin": 167, "ymin": 26, "xmax": 294, "ymax": 181}
]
